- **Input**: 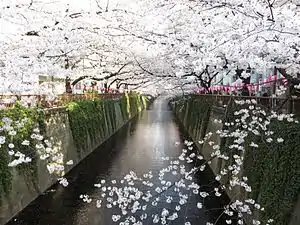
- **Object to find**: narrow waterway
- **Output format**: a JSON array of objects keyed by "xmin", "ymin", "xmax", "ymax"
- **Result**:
[{"xmin": 7, "ymin": 97, "xmax": 230, "ymax": 225}]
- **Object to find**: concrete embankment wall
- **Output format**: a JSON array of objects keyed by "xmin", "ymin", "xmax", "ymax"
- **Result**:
[
  {"xmin": 170, "ymin": 95, "xmax": 300, "ymax": 225},
  {"xmin": 0, "ymin": 94, "xmax": 151, "ymax": 224}
]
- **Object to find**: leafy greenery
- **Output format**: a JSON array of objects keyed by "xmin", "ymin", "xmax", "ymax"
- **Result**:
[
  {"xmin": 0, "ymin": 146, "xmax": 11, "ymax": 197},
  {"xmin": 172, "ymin": 95, "xmax": 300, "ymax": 225},
  {"xmin": 245, "ymin": 120, "xmax": 300, "ymax": 225},
  {"xmin": 170, "ymin": 95, "xmax": 212, "ymax": 140},
  {"xmin": 66, "ymin": 99, "xmax": 105, "ymax": 154},
  {"xmin": 66, "ymin": 94, "xmax": 147, "ymax": 154},
  {"xmin": 0, "ymin": 94, "xmax": 148, "ymax": 200},
  {"xmin": 0, "ymin": 102, "xmax": 46, "ymax": 198}
]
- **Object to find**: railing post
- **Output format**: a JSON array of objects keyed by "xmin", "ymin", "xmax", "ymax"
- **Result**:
[
  {"xmin": 287, "ymin": 79, "xmax": 293, "ymax": 113},
  {"xmin": 37, "ymin": 95, "xmax": 41, "ymax": 106}
]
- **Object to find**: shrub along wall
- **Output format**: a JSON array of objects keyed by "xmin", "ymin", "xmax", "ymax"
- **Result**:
[
  {"xmin": 0, "ymin": 93, "xmax": 149, "ymax": 224},
  {"xmin": 66, "ymin": 93, "xmax": 149, "ymax": 158},
  {"xmin": 170, "ymin": 95, "xmax": 300, "ymax": 225}
]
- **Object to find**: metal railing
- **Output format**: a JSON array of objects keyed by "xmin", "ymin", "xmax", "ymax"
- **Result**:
[
  {"xmin": 191, "ymin": 94, "xmax": 300, "ymax": 116},
  {"xmin": 0, "ymin": 93, "xmax": 125, "ymax": 109}
]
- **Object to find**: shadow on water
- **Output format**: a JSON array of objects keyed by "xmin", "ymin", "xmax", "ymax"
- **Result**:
[{"xmin": 6, "ymin": 97, "xmax": 233, "ymax": 225}]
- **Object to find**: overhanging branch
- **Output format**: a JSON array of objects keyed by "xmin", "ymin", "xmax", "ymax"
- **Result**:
[{"xmin": 71, "ymin": 63, "xmax": 132, "ymax": 86}]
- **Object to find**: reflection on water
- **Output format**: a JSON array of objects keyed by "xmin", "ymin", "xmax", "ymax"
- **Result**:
[{"xmin": 6, "ymin": 97, "xmax": 231, "ymax": 225}]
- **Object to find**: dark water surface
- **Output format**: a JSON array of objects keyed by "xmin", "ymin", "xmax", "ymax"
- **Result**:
[{"xmin": 6, "ymin": 98, "xmax": 230, "ymax": 225}]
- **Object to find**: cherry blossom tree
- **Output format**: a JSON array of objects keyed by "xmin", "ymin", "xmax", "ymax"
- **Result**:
[
  {"xmin": 1, "ymin": 0, "xmax": 300, "ymax": 93},
  {"xmin": 1, "ymin": 0, "xmax": 300, "ymax": 224}
]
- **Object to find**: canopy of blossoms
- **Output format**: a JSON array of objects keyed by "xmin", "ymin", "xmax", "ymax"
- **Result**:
[
  {"xmin": 1, "ymin": 1, "xmax": 300, "ymax": 224},
  {"xmin": 1, "ymin": 0, "xmax": 299, "ymax": 94}
]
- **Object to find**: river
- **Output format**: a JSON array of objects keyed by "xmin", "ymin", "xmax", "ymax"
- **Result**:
[{"xmin": 6, "ymin": 97, "xmax": 230, "ymax": 225}]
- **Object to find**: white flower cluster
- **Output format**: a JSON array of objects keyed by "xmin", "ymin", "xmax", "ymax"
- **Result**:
[
  {"xmin": 195, "ymin": 98, "xmax": 299, "ymax": 224},
  {"xmin": 0, "ymin": 115, "xmax": 74, "ymax": 187},
  {"xmin": 275, "ymin": 85, "xmax": 287, "ymax": 96},
  {"xmin": 0, "ymin": 117, "xmax": 33, "ymax": 167},
  {"xmin": 58, "ymin": 177, "xmax": 69, "ymax": 187}
]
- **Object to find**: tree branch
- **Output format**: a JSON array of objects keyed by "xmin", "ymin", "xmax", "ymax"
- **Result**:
[
  {"xmin": 266, "ymin": 0, "xmax": 275, "ymax": 22},
  {"xmin": 71, "ymin": 63, "xmax": 132, "ymax": 86},
  {"xmin": 135, "ymin": 60, "xmax": 155, "ymax": 76},
  {"xmin": 119, "ymin": 79, "xmax": 151, "ymax": 89}
]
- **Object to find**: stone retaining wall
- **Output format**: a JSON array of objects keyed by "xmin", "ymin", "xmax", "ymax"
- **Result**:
[
  {"xmin": 0, "ymin": 94, "xmax": 150, "ymax": 224},
  {"xmin": 170, "ymin": 96, "xmax": 300, "ymax": 225}
]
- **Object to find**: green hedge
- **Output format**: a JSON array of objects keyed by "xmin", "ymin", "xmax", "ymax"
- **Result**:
[{"xmin": 171, "ymin": 95, "xmax": 300, "ymax": 225}]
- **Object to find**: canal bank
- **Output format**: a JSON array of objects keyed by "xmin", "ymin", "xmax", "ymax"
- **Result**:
[{"xmin": 6, "ymin": 97, "xmax": 230, "ymax": 225}]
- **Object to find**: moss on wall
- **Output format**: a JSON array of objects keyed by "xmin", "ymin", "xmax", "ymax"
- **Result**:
[
  {"xmin": 66, "ymin": 99, "xmax": 104, "ymax": 154},
  {"xmin": 170, "ymin": 95, "xmax": 212, "ymax": 141},
  {"xmin": 66, "ymin": 94, "xmax": 147, "ymax": 153},
  {"xmin": 171, "ymin": 95, "xmax": 300, "ymax": 225},
  {"xmin": 0, "ymin": 94, "xmax": 148, "ymax": 198},
  {"xmin": 244, "ymin": 120, "xmax": 300, "ymax": 225},
  {"xmin": 0, "ymin": 94, "xmax": 149, "ymax": 223}
]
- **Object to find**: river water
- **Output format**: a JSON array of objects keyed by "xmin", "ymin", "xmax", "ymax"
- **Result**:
[{"xmin": 6, "ymin": 97, "xmax": 230, "ymax": 225}]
